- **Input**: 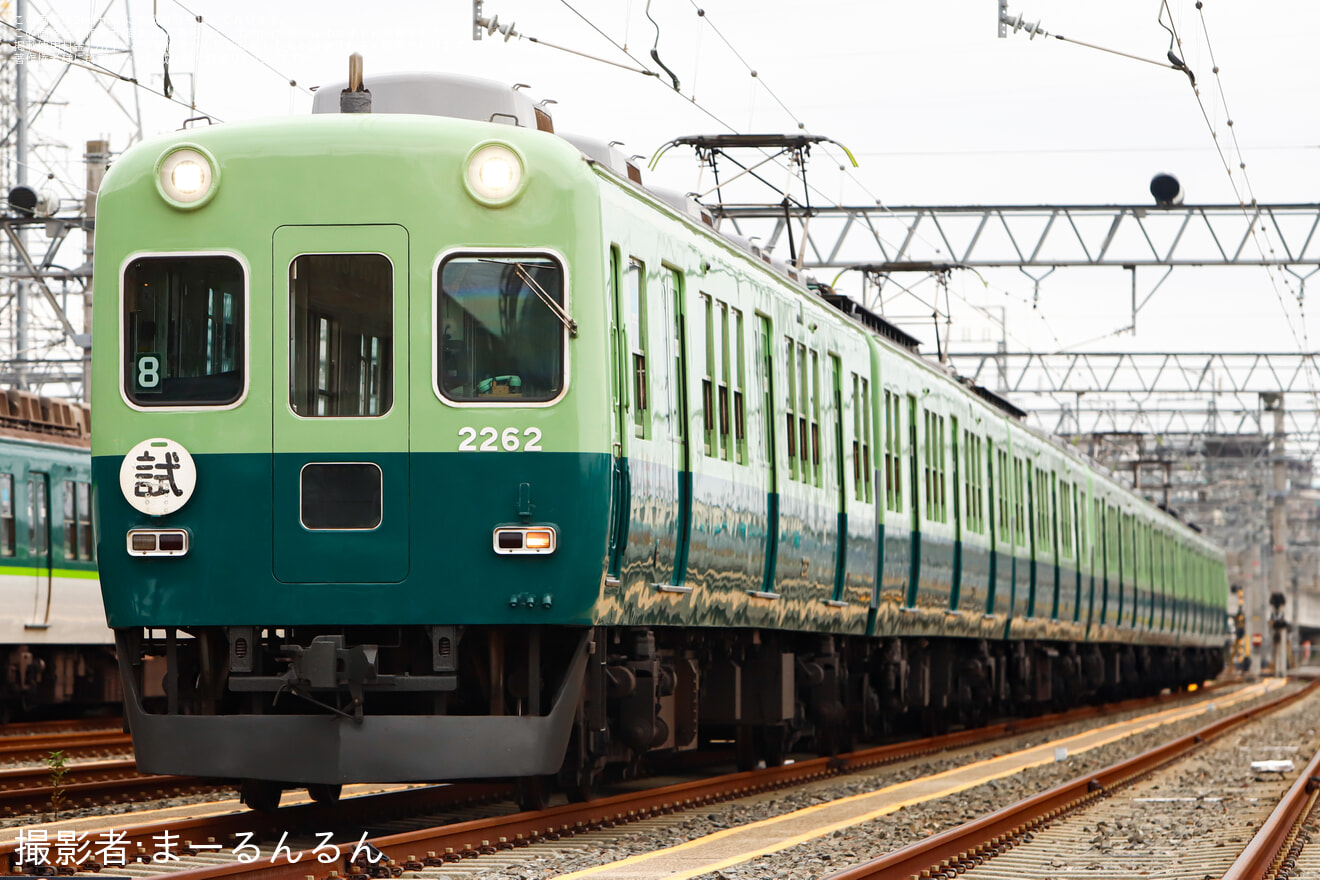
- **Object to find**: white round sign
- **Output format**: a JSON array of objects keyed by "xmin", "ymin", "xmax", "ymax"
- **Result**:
[{"xmin": 119, "ymin": 437, "xmax": 198, "ymax": 516}]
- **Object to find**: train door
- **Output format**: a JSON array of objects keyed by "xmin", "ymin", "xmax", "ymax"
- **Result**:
[
  {"xmin": 758, "ymin": 315, "xmax": 778, "ymax": 591},
  {"xmin": 605, "ymin": 248, "xmax": 630, "ymax": 581},
  {"xmin": 1025, "ymin": 466, "xmax": 1036, "ymax": 617},
  {"xmin": 985, "ymin": 440, "xmax": 997, "ymax": 614},
  {"xmin": 830, "ymin": 356, "xmax": 846, "ymax": 601},
  {"xmin": 26, "ymin": 473, "xmax": 50, "ymax": 627},
  {"xmin": 905, "ymin": 394, "xmax": 920, "ymax": 606},
  {"xmin": 950, "ymin": 418, "xmax": 962, "ymax": 609},
  {"xmin": 272, "ymin": 225, "xmax": 410, "ymax": 584},
  {"xmin": 663, "ymin": 268, "xmax": 692, "ymax": 585}
]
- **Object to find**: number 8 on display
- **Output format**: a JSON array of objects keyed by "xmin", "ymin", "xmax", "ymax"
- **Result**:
[{"xmin": 136, "ymin": 354, "xmax": 162, "ymax": 393}]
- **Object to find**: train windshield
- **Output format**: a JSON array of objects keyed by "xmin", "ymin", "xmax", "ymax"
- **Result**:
[
  {"xmin": 437, "ymin": 254, "xmax": 566, "ymax": 403},
  {"xmin": 122, "ymin": 255, "xmax": 245, "ymax": 406}
]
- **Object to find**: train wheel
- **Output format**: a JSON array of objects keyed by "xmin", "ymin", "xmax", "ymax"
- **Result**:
[
  {"xmin": 564, "ymin": 778, "xmax": 595, "ymax": 803},
  {"xmin": 736, "ymin": 725, "xmax": 788, "ymax": 771},
  {"xmin": 306, "ymin": 783, "xmax": 342, "ymax": 804},
  {"xmin": 516, "ymin": 775, "xmax": 550, "ymax": 811},
  {"xmin": 239, "ymin": 779, "xmax": 283, "ymax": 813}
]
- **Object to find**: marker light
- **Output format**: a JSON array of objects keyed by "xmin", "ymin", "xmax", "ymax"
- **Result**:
[
  {"xmin": 127, "ymin": 529, "xmax": 190, "ymax": 557},
  {"xmin": 156, "ymin": 146, "xmax": 218, "ymax": 209},
  {"xmin": 465, "ymin": 143, "xmax": 524, "ymax": 205},
  {"xmin": 492, "ymin": 525, "xmax": 557, "ymax": 556}
]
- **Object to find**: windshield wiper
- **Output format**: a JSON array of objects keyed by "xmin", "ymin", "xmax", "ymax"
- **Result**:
[{"xmin": 479, "ymin": 258, "xmax": 578, "ymax": 338}]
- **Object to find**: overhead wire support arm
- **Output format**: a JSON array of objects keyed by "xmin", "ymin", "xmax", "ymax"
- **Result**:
[{"xmin": 997, "ymin": 2, "xmax": 1192, "ymax": 79}]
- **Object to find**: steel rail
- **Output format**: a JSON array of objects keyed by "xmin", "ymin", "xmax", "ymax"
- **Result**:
[
  {"xmin": 0, "ymin": 718, "xmax": 122, "ymax": 737},
  {"xmin": 824, "ymin": 679, "xmax": 1319, "ymax": 880},
  {"xmin": 0, "ymin": 732, "xmax": 132, "ymax": 764},
  {"xmin": 1223, "ymin": 738, "xmax": 1320, "ymax": 880},
  {"xmin": 0, "ymin": 759, "xmax": 211, "ymax": 815},
  {"xmin": 0, "ymin": 773, "xmax": 220, "ymax": 816}
]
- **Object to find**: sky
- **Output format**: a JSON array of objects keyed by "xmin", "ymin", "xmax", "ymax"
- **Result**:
[{"xmin": 21, "ymin": 0, "xmax": 1320, "ymax": 377}]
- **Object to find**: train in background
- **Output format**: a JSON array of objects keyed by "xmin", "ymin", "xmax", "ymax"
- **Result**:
[
  {"xmin": 0, "ymin": 391, "xmax": 118, "ymax": 718},
  {"xmin": 90, "ymin": 70, "xmax": 1228, "ymax": 811}
]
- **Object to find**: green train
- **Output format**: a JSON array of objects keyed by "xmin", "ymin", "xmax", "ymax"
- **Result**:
[
  {"xmin": 91, "ymin": 71, "xmax": 1227, "ymax": 810},
  {"xmin": 0, "ymin": 393, "xmax": 119, "ymax": 717}
]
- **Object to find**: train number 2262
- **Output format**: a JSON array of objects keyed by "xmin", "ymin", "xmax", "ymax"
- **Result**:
[{"xmin": 458, "ymin": 426, "xmax": 544, "ymax": 452}]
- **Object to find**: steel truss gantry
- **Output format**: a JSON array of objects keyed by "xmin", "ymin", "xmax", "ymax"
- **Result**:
[
  {"xmin": 948, "ymin": 351, "xmax": 1320, "ymax": 397},
  {"xmin": 943, "ymin": 351, "xmax": 1320, "ymax": 453},
  {"xmin": 713, "ymin": 202, "xmax": 1320, "ymax": 277}
]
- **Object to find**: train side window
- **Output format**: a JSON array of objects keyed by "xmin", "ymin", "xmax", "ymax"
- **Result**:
[
  {"xmin": 996, "ymin": 448, "xmax": 1011, "ymax": 543},
  {"xmin": 77, "ymin": 482, "xmax": 93, "ymax": 561},
  {"xmin": 436, "ymin": 253, "xmax": 564, "ymax": 405},
  {"xmin": 923, "ymin": 410, "xmax": 946, "ymax": 523},
  {"xmin": 1012, "ymin": 458, "xmax": 1026, "ymax": 546},
  {"xmin": 1106, "ymin": 504, "xmax": 1119, "ymax": 586},
  {"xmin": 784, "ymin": 338, "xmax": 798, "ymax": 480},
  {"xmin": 758, "ymin": 315, "xmax": 774, "ymax": 466},
  {"xmin": 28, "ymin": 478, "xmax": 46, "ymax": 557},
  {"xmin": 1058, "ymin": 480, "xmax": 1073, "ymax": 559},
  {"xmin": 733, "ymin": 308, "xmax": 746, "ymax": 465},
  {"xmin": 1034, "ymin": 466, "xmax": 1052, "ymax": 554},
  {"xmin": 701, "ymin": 294, "xmax": 715, "ymax": 456},
  {"xmin": 810, "ymin": 349, "xmax": 822, "ymax": 485},
  {"xmin": 0, "ymin": 474, "xmax": 13, "ymax": 556},
  {"xmin": 664, "ymin": 268, "xmax": 685, "ymax": 446},
  {"xmin": 1078, "ymin": 489, "xmax": 1088, "ymax": 561},
  {"xmin": 963, "ymin": 430, "xmax": 983, "ymax": 534},
  {"xmin": 852, "ymin": 376, "xmax": 863, "ymax": 501},
  {"xmin": 626, "ymin": 259, "xmax": 648, "ymax": 436},
  {"xmin": 798, "ymin": 344, "xmax": 810, "ymax": 481},
  {"xmin": 123, "ymin": 255, "xmax": 245, "ymax": 406},
  {"xmin": 859, "ymin": 377, "xmax": 872, "ymax": 503},
  {"xmin": 63, "ymin": 481, "xmax": 76, "ymax": 559},
  {"xmin": 883, "ymin": 390, "xmax": 901, "ymax": 512},
  {"xmin": 718, "ymin": 302, "xmax": 731, "ymax": 460}
]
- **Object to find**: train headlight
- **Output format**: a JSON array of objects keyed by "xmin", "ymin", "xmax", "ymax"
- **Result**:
[
  {"xmin": 156, "ymin": 145, "xmax": 218, "ymax": 209},
  {"xmin": 464, "ymin": 142, "xmax": 525, "ymax": 205},
  {"xmin": 492, "ymin": 525, "xmax": 556, "ymax": 555}
]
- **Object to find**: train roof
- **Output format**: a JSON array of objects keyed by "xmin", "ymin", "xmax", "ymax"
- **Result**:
[{"xmin": 0, "ymin": 389, "xmax": 88, "ymax": 448}]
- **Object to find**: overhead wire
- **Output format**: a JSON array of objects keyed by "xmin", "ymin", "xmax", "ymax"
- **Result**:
[
  {"xmin": 1160, "ymin": 0, "xmax": 1320, "ymax": 416},
  {"xmin": 0, "ymin": 19, "xmax": 226, "ymax": 120},
  {"xmin": 681, "ymin": 0, "xmax": 804, "ymax": 131},
  {"xmin": 652, "ymin": 2, "xmax": 1067, "ymax": 348},
  {"xmin": 169, "ymin": 0, "xmax": 310, "ymax": 94}
]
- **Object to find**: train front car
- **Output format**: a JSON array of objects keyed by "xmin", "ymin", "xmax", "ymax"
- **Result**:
[{"xmin": 91, "ymin": 75, "xmax": 610, "ymax": 806}]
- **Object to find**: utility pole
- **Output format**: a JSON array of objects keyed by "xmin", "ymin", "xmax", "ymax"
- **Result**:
[
  {"xmin": 82, "ymin": 139, "xmax": 108, "ymax": 396},
  {"xmin": 1264, "ymin": 392, "xmax": 1289, "ymax": 675},
  {"xmin": 0, "ymin": 1, "xmax": 142, "ymax": 401},
  {"xmin": 13, "ymin": 0, "xmax": 28, "ymax": 391}
]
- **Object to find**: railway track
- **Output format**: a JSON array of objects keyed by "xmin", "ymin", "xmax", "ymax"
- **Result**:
[
  {"xmin": 0, "ymin": 759, "xmax": 220, "ymax": 816},
  {"xmin": 1224, "ymin": 739, "xmax": 1320, "ymax": 880},
  {"xmin": 826, "ymin": 678, "xmax": 1320, "ymax": 880},
  {"xmin": 0, "ymin": 730, "xmax": 132, "ymax": 765},
  {"xmin": 0, "ymin": 718, "xmax": 122, "ymax": 738},
  {"xmin": 0, "ymin": 680, "xmax": 1263, "ymax": 878}
]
